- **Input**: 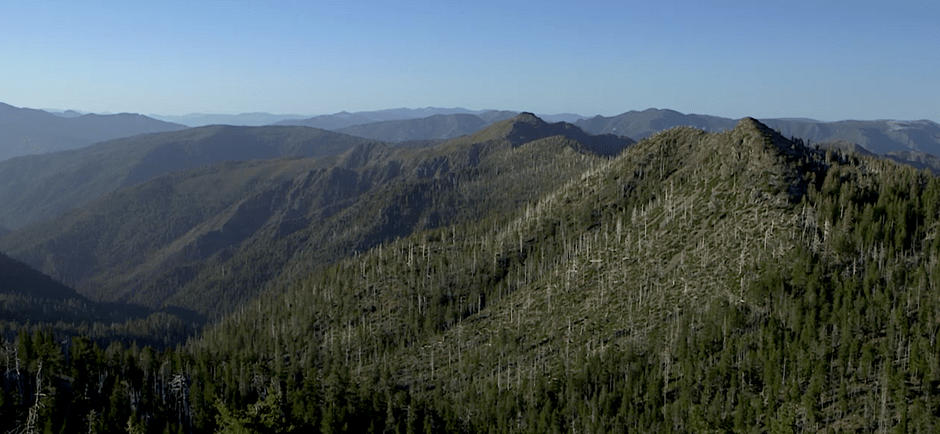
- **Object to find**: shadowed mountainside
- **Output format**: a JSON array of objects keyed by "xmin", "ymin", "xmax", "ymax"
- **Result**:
[
  {"xmin": 0, "ymin": 114, "xmax": 633, "ymax": 320},
  {"xmin": 0, "ymin": 252, "xmax": 200, "ymax": 344},
  {"xmin": 0, "ymin": 125, "xmax": 375, "ymax": 230}
]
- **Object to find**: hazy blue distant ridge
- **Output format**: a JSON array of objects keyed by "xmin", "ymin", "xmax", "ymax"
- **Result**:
[{"xmin": 0, "ymin": 102, "xmax": 187, "ymax": 162}]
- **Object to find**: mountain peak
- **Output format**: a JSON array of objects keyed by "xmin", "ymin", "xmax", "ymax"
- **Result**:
[
  {"xmin": 513, "ymin": 112, "xmax": 544, "ymax": 125},
  {"xmin": 734, "ymin": 116, "xmax": 771, "ymax": 133}
]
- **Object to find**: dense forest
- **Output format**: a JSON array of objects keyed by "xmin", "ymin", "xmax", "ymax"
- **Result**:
[{"xmin": 3, "ymin": 116, "xmax": 940, "ymax": 432}]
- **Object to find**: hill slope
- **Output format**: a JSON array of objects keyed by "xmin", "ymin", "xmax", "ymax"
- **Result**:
[
  {"xmin": 0, "ymin": 114, "xmax": 633, "ymax": 320},
  {"xmin": 0, "ymin": 252, "xmax": 194, "ymax": 343},
  {"xmin": 188, "ymin": 117, "xmax": 940, "ymax": 432},
  {"xmin": 4, "ymin": 118, "xmax": 940, "ymax": 432},
  {"xmin": 0, "ymin": 125, "xmax": 374, "ymax": 230},
  {"xmin": 0, "ymin": 102, "xmax": 186, "ymax": 161}
]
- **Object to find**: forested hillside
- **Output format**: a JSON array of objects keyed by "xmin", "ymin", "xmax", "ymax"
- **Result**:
[
  {"xmin": 0, "ymin": 114, "xmax": 633, "ymax": 321},
  {"xmin": 0, "ymin": 253, "xmax": 194, "ymax": 348},
  {"xmin": 3, "ymin": 117, "xmax": 940, "ymax": 432}
]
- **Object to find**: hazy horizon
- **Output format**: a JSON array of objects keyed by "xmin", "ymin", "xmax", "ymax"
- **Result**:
[
  {"xmin": 3, "ymin": 1, "xmax": 938, "ymax": 123},
  {"xmin": 25, "ymin": 104, "xmax": 940, "ymax": 125}
]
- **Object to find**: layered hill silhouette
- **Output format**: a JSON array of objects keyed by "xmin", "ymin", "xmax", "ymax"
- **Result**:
[
  {"xmin": 575, "ymin": 107, "xmax": 736, "ymax": 138},
  {"xmin": 149, "ymin": 112, "xmax": 309, "ymax": 127},
  {"xmin": 576, "ymin": 107, "xmax": 940, "ymax": 157},
  {"xmin": 275, "ymin": 107, "xmax": 583, "ymax": 131},
  {"xmin": 0, "ymin": 125, "xmax": 375, "ymax": 230},
  {"xmin": 0, "ymin": 114, "xmax": 633, "ymax": 320},
  {"xmin": 274, "ymin": 107, "xmax": 493, "ymax": 130},
  {"xmin": 0, "ymin": 102, "xmax": 186, "ymax": 161},
  {"xmin": 337, "ymin": 113, "xmax": 505, "ymax": 142}
]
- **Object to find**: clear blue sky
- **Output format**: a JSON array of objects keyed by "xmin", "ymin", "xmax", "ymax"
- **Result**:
[{"xmin": 2, "ymin": 1, "xmax": 937, "ymax": 121}]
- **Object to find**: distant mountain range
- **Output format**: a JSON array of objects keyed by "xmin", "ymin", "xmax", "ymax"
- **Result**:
[
  {"xmin": 275, "ymin": 108, "xmax": 940, "ymax": 163},
  {"xmin": 148, "ymin": 112, "xmax": 310, "ymax": 127},
  {"xmin": 274, "ymin": 107, "xmax": 584, "ymax": 130},
  {"xmin": 574, "ymin": 108, "xmax": 940, "ymax": 158},
  {"xmin": 0, "ymin": 103, "xmax": 186, "ymax": 162},
  {"xmin": 335, "ymin": 113, "xmax": 506, "ymax": 142}
]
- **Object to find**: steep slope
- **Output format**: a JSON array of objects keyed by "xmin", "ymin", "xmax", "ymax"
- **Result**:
[
  {"xmin": 0, "ymin": 252, "xmax": 191, "ymax": 343},
  {"xmin": 186, "ymin": 118, "xmax": 940, "ymax": 432},
  {"xmin": 6, "ymin": 118, "xmax": 940, "ymax": 432},
  {"xmin": 337, "ymin": 113, "xmax": 489, "ymax": 142},
  {"xmin": 0, "ymin": 158, "xmax": 324, "ymax": 308},
  {"xmin": 0, "ymin": 102, "xmax": 186, "ymax": 161},
  {"xmin": 0, "ymin": 252, "xmax": 89, "ymax": 303},
  {"xmin": 0, "ymin": 114, "xmax": 633, "ymax": 320},
  {"xmin": 0, "ymin": 125, "xmax": 373, "ymax": 230}
]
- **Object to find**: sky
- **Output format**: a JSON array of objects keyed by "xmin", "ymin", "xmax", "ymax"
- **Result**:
[{"xmin": 1, "ymin": 1, "xmax": 938, "ymax": 122}]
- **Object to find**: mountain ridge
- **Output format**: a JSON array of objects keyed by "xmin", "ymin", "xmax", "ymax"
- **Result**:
[
  {"xmin": 0, "ymin": 102, "xmax": 187, "ymax": 162},
  {"xmin": 0, "ymin": 125, "xmax": 375, "ymax": 230},
  {"xmin": 0, "ymin": 114, "xmax": 631, "ymax": 320},
  {"xmin": 575, "ymin": 107, "xmax": 940, "ymax": 157},
  {"xmin": 336, "ymin": 113, "xmax": 494, "ymax": 142},
  {"xmin": 5, "ymin": 116, "xmax": 940, "ymax": 432}
]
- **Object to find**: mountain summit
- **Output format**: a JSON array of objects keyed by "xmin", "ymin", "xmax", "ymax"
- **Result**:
[{"xmin": 453, "ymin": 112, "xmax": 635, "ymax": 156}]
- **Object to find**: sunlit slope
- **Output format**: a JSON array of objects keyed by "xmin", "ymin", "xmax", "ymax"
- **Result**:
[{"xmin": 196, "ymin": 118, "xmax": 940, "ymax": 431}]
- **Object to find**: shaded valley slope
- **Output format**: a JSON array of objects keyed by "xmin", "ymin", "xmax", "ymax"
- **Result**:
[{"xmin": 0, "ymin": 125, "xmax": 375, "ymax": 230}]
